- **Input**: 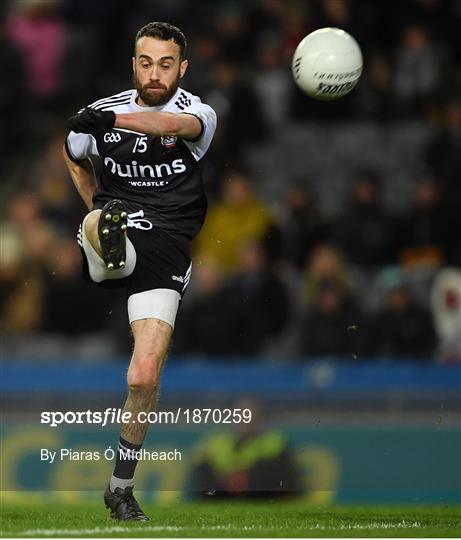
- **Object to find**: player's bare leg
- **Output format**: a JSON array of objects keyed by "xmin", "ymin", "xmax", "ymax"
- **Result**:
[
  {"xmin": 104, "ymin": 318, "xmax": 173, "ymax": 521},
  {"xmin": 123, "ymin": 318, "xmax": 172, "ymax": 443}
]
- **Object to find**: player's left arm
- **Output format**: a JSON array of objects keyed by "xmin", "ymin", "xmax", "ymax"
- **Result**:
[{"xmin": 115, "ymin": 111, "xmax": 202, "ymax": 140}]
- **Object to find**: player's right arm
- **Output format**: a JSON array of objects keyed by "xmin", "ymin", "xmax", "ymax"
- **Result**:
[
  {"xmin": 63, "ymin": 130, "xmax": 97, "ymax": 210},
  {"xmin": 63, "ymin": 149, "xmax": 96, "ymax": 210}
]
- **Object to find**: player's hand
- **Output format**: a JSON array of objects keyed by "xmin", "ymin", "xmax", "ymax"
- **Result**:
[{"xmin": 67, "ymin": 108, "xmax": 116, "ymax": 134}]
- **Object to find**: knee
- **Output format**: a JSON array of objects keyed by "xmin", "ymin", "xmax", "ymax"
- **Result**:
[{"xmin": 127, "ymin": 357, "xmax": 161, "ymax": 390}]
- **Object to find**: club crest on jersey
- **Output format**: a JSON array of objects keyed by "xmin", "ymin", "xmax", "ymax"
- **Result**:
[{"xmin": 160, "ymin": 135, "xmax": 177, "ymax": 149}]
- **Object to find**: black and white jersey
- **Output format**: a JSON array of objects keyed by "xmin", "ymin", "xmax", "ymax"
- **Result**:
[{"xmin": 66, "ymin": 88, "xmax": 217, "ymax": 240}]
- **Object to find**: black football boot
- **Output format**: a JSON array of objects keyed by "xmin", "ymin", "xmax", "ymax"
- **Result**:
[
  {"xmin": 98, "ymin": 200, "xmax": 128, "ymax": 270},
  {"xmin": 104, "ymin": 485, "xmax": 149, "ymax": 521}
]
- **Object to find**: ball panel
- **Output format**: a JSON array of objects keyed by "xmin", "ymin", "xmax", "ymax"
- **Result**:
[{"xmin": 292, "ymin": 27, "xmax": 363, "ymax": 101}]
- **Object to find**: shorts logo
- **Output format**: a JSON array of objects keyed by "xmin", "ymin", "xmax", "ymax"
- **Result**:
[
  {"xmin": 103, "ymin": 132, "xmax": 122, "ymax": 143},
  {"xmin": 160, "ymin": 136, "xmax": 177, "ymax": 149},
  {"xmin": 173, "ymin": 263, "xmax": 192, "ymax": 292}
]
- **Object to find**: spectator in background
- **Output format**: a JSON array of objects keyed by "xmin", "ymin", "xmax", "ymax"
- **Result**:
[
  {"xmin": 396, "ymin": 172, "xmax": 451, "ymax": 269},
  {"xmin": 0, "ymin": 193, "xmax": 54, "ymax": 333},
  {"xmin": 386, "ymin": 0, "xmax": 459, "ymax": 55},
  {"xmin": 425, "ymin": 99, "xmax": 461, "ymax": 265},
  {"xmin": 246, "ymin": 0, "xmax": 286, "ymax": 49},
  {"xmin": 298, "ymin": 277, "xmax": 366, "ymax": 359},
  {"xmin": 279, "ymin": 0, "xmax": 308, "ymax": 55},
  {"xmin": 41, "ymin": 239, "xmax": 114, "ymax": 335},
  {"xmin": 5, "ymin": 0, "xmax": 67, "ymax": 111},
  {"xmin": 298, "ymin": 244, "xmax": 369, "ymax": 358},
  {"xmin": 302, "ymin": 244, "xmax": 350, "ymax": 305},
  {"xmin": 313, "ymin": 0, "xmax": 353, "ymax": 29},
  {"xmin": 357, "ymin": 53, "xmax": 395, "ymax": 120},
  {"xmin": 206, "ymin": 0, "xmax": 278, "ymax": 150},
  {"xmin": 373, "ymin": 267, "xmax": 436, "ymax": 359},
  {"xmin": 282, "ymin": 182, "xmax": 329, "ymax": 271},
  {"xmin": 206, "ymin": 59, "xmax": 267, "ymax": 161},
  {"xmin": 332, "ymin": 170, "xmax": 395, "ymax": 270},
  {"xmin": 27, "ymin": 130, "xmax": 85, "ymax": 233},
  {"xmin": 253, "ymin": 39, "xmax": 291, "ymax": 129},
  {"xmin": 430, "ymin": 268, "xmax": 461, "ymax": 363},
  {"xmin": 225, "ymin": 241, "xmax": 290, "ymax": 356},
  {"xmin": 187, "ymin": 34, "xmax": 221, "ymax": 97},
  {"xmin": 214, "ymin": 6, "xmax": 248, "ymax": 63},
  {"xmin": 394, "ymin": 25, "xmax": 440, "ymax": 116},
  {"xmin": 0, "ymin": 27, "xmax": 30, "ymax": 164},
  {"xmin": 0, "ymin": 220, "xmax": 43, "ymax": 334},
  {"xmin": 426, "ymin": 99, "xmax": 461, "ymax": 198},
  {"xmin": 194, "ymin": 171, "xmax": 272, "ymax": 273}
]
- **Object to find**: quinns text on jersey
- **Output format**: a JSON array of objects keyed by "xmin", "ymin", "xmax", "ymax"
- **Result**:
[{"xmin": 104, "ymin": 157, "xmax": 186, "ymax": 186}]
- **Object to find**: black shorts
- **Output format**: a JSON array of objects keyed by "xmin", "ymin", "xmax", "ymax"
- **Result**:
[{"xmin": 80, "ymin": 226, "xmax": 192, "ymax": 299}]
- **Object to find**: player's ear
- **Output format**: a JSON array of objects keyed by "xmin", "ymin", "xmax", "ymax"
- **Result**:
[
  {"xmin": 179, "ymin": 59, "xmax": 188, "ymax": 79},
  {"xmin": 132, "ymin": 57, "xmax": 136, "ymax": 73}
]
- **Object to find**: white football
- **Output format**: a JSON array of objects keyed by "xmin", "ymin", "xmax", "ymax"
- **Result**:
[{"xmin": 292, "ymin": 27, "xmax": 363, "ymax": 100}]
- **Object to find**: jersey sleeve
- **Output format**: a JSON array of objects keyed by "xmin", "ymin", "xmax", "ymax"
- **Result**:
[
  {"xmin": 180, "ymin": 99, "xmax": 217, "ymax": 161},
  {"xmin": 65, "ymin": 131, "xmax": 94, "ymax": 163}
]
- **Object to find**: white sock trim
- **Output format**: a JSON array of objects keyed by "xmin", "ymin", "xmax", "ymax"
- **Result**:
[{"xmin": 110, "ymin": 475, "xmax": 134, "ymax": 492}]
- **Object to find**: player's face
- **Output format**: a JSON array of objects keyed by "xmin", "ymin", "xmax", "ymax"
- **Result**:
[{"xmin": 133, "ymin": 37, "xmax": 188, "ymax": 107}]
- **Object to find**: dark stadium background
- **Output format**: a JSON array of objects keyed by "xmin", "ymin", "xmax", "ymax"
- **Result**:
[{"xmin": 1, "ymin": 0, "xmax": 460, "ymax": 504}]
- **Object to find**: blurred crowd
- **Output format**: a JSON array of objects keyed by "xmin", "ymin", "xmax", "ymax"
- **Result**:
[{"xmin": 1, "ymin": 0, "xmax": 460, "ymax": 361}]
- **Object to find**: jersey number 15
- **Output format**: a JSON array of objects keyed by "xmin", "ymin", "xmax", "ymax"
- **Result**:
[{"xmin": 132, "ymin": 137, "xmax": 148, "ymax": 153}]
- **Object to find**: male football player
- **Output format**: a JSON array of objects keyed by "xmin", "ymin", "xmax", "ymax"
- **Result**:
[{"xmin": 64, "ymin": 22, "xmax": 217, "ymax": 520}]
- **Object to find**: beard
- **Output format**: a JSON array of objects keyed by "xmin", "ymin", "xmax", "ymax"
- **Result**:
[{"xmin": 133, "ymin": 70, "xmax": 181, "ymax": 107}]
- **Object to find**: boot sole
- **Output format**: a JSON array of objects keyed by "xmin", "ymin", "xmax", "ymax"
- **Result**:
[{"xmin": 98, "ymin": 200, "xmax": 128, "ymax": 270}]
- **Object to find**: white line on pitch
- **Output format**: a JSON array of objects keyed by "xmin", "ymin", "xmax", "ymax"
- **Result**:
[{"xmin": 11, "ymin": 520, "xmax": 422, "ymax": 537}]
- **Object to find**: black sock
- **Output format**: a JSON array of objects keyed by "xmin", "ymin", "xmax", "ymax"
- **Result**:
[{"xmin": 110, "ymin": 437, "xmax": 142, "ymax": 491}]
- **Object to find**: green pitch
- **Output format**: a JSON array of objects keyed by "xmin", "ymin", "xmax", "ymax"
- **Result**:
[{"xmin": 1, "ymin": 500, "xmax": 460, "ymax": 537}]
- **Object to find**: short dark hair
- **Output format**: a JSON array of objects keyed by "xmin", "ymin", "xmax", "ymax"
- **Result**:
[{"xmin": 135, "ymin": 22, "xmax": 187, "ymax": 59}]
